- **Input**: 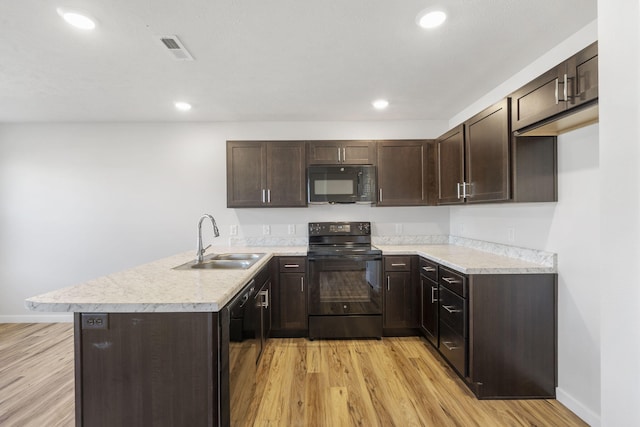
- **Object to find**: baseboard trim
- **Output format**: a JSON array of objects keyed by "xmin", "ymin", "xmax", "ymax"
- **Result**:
[
  {"xmin": 556, "ymin": 387, "xmax": 600, "ymax": 427},
  {"xmin": 0, "ymin": 314, "xmax": 73, "ymax": 323}
]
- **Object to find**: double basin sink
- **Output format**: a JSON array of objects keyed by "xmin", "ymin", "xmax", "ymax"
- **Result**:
[{"xmin": 173, "ymin": 253, "xmax": 266, "ymax": 270}]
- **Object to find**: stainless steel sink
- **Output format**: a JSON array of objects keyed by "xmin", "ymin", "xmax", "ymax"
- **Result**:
[{"xmin": 173, "ymin": 253, "xmax": 265, "ymax": 270}]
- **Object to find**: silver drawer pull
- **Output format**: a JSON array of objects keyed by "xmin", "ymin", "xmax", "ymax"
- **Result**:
[
  {"xmin": 284, "ymin": 264, "xmax": 300, "ymax": 268},
  {"xmin": 301, "ymin": 277, "xmax": 304, "ymax": 293},
  {"xmin": 442, "ymin": 305, "xmax": 462, "ymax": 313},
  {"xmin": 431, "ymin": 286, "xmax": 438, "ymax": 304},
  {"xmin": 442, "ymin": 341, "xmax": 460, "ymax": 351},
  {"xmin": 391, "ymin": 263, "xmax": 406, "ymax": 267},
  {"xmin": 422, "ymin": 266, "xmax": 436, "ymax": 272},
  {"xmin": 442, "ymin": 277, "xmax": 461, "ymax": 284}
]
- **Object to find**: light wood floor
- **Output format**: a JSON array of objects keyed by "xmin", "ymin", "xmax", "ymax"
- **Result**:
[{"xmin": 0, "ymin": 323, "xmax": 587, "ymax": 426}]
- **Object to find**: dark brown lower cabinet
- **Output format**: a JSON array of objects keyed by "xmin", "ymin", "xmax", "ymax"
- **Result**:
[
  {"xmin": 383, "ymin": 256, "xmax": 419, "ymax": 335},
  {"xmin": 75, "ymin": 312, "xmax": 220, "ymax": 427},
  {"xmin": 429, "ymin": 260, "xmax": 557, "ymax": 399},
  {"xmin": 271, "ymin": 256, "xmax": 307, "ymax": 336},
  {"xmin": 467, "ymin": 274, "xmax": 557, "ymax": 399}
]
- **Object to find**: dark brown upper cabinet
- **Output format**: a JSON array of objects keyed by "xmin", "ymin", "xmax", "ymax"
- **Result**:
[
  {"xmin": 227, "ymin": 141, "xmax": 307, "ymax": 208},
  {"xmin": 307, "ymin": 140, "xmax": 375, "ymax": 165},
  {"xmin": 511, "ymin": 41, "xmax": 598, "ymax": 134},
  {"xmin": 376, "ymin": 140, "xmax": 436, "ymax": 206},
  {"xmin": 437, "ymin": 99, "xmax": 511, "ymax": 205},
  {"xmin": 464, "ymin": 99, "xmax": 511, "ymax": 203},
  {"xmin": 436, "ymin": 126, "xmax": 465, "ymax": 205}
]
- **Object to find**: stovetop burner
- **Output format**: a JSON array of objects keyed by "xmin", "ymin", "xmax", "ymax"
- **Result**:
[{"xmin": 307, "ymin": 222, "xmax": 381, "ymax": 257}]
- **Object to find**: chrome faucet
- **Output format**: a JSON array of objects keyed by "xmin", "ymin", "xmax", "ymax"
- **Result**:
[{"xmin": 197, "ymin": 214, "xmax": 220, "ymax": 263}]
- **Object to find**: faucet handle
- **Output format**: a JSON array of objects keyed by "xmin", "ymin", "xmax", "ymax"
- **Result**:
[{"xmin": 201, "ymin": 244, "xmax": 212, "ymax": 254}]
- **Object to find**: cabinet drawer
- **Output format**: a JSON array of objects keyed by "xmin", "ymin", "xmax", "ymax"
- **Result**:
[
  {"xmin": 439, "ymin": 286, "xmax": 466, "ymax": 337},
  {"xmin": 439, "ymin": 267, "xmax": 466, "ymax": 297},
  {"xmin": 279, "ymin": 257, "xmax": 306, "ymax": 273},
  {"xmin": 419, "ymin": 258, "xmax": 438, "ymax": 281},
  {"xmin": 384, "ymin": 256, "xmax": 411, "ymax": 272},
  {"xmin": 439, "ymin": 322, "xmax": 467, "ymax": 377}
]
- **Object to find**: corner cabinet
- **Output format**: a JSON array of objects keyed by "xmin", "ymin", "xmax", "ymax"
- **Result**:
[
  {"xmin": 227, "ymin": 141, "xmax": 306, "ymax": 208},
  {"xmin": 511, "ymin": 41, "xmax": 598, "ymax": 133},
  {"xmin": 437, "ymin": 99, "xmax": 510, "ymax": 205},
  {"xmin": 376, "ymin": 140, "xmax": 436, "ymax": 206}
]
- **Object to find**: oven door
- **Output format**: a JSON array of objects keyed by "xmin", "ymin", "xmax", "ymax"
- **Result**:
[{"xmin": 308, "ymin": 255, "xmax": 382, "ymax": 315}]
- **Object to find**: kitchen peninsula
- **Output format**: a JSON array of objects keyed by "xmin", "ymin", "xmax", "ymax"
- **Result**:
[{"xmin": 26, "ymin": 241, "xmax": 557, "ymax": 427}]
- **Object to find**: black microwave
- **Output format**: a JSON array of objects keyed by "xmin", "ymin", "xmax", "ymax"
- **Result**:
[{"xmin": 307, "ymin": 165, "xmax": 376, "ymax": 204}]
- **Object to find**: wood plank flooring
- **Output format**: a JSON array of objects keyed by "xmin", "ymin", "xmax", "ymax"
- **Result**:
[{"xmin": 0, "ymin": 323, "xmax": 588, "ymax": 426}]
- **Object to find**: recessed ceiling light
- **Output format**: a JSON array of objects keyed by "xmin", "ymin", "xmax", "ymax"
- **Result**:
[
  {"xmin": 372, "ymin": 99, "xmax": 389, "ymax": 110},
  {"xmin": 416, "ymin": 10, "xmax": 447, "ymax": 29},
  {"xmin": 174, "ymin": 101, "xmax": 192, "ymax": 112},
  {"xmin": 57, "ymin": 8, "xmax": 96, "ymax": 30}
]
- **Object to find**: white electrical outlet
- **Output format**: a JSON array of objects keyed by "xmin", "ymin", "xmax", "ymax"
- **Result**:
[
  {"xmin": 507, "ymin": 227, "xmax": 516, "ymax": 242},
  {"xmin": 229, "ymin": 225, "xmax": 238, "ymax": 236},
  {"xmin": 288, "ymin": 224, "xmax": 296, "ymax": 235},
  {"xmin": 263, "ymin": 225, "xmax": 271, "ymax": 235}
]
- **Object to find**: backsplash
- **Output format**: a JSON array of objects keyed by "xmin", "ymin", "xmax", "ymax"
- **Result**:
[{"xmin": 226, "ymin": 234, "xmax": 556, "ymax": 268}]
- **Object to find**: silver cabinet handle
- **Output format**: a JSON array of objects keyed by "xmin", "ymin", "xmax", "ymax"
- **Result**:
[
  {"xmin": 337, "ymin": 147, "xmax": 341, "ymax": 162},
  {"xmin": 343, "ymin": 147, "xmax": 346, "ymax": 162},
  {"xmin": 301, "ymin": 277, "xmax": 304, "ymax": 293},
  {"xmin": 462, "ymin": 182, "xmax": 469, "ymax": 198},
  {"xmin": 391, "ymin": 263, "xmax": 406, "ymax": 267},
  {"xmin": 457, "ymin": 182, "xmax": 461, "ymax": 199},
  {"xmin": 442, "ymin": 341, "xmax": 460, "ymax": 351},
  {"xmin": 556, "ymin": 73, "xmax": 569, "ymax": 103},
  {"xmin": 259, "ymin": 290, "xmax": 269, "ymax": 308},
  {"xmin": 422, "ymin": 266, "xmax": 436, "ymax": 272},
  {"xmin": 431, "ymin": 286, "xmax": 438, "ymax": 303},
  {"xmin": 386, "ymin": 276, "xmax": 390, "ymax": 291},
  {"xmin": 442, "ymin": 305, "xmax": 462, "ymax": 313},
  {"xmin": 267, "ymin": 189, "xmax": 271, "ymax": 203},
  {"xmin": 379, "ymin": 188, "xmax": 383, "ymax": 202},
  {"xmin": 284, "ymin": 264, "xmax": 299, "ymax": 268},
  {"xmin": 262, "ymin": 189, "xmax": 266, "ymax": 203},
  {"xmin": 442, "ymin": 277, "xmax": 461, "ymax": 284}
]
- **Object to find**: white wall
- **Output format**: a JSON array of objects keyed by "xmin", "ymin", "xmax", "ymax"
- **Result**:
[
  {"xmin": 598, "ymin": 0, "xmax": 640, "ymax": 426},
  {"xmin": 449, "ymin": 124, "xmax": 601, "ymax": 424},
  {"xmin": 0, "ymin": 120, "xmax": 450, "ymax": 321}
]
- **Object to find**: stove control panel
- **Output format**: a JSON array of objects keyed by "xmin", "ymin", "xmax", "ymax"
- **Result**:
[{"xmin": 308, "ymin": 222, "xmax": 371, "ymax": 236}]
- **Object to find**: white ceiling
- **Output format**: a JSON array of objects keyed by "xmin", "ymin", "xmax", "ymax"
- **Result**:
[{"xmin": 0, "ymin": 0, "xmax": 597, "ymax": 123}]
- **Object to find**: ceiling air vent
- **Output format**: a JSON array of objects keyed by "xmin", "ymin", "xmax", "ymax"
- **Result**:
[{"xmin": 156, "ymin": 35, "xmax": 194, "ymax": 61}]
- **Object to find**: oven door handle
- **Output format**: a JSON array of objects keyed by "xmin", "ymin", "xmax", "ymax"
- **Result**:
[{"xmin": 307, "ymin": 255, "xmax": 382, "ymax": 262}]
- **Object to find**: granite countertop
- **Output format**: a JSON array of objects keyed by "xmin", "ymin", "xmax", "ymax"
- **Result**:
[
  {"xmin": 376, "ymin": 244, "xmax": 556, "ymax": 275},
  {"xmin": 25, "ymin": 243, "xmax": 555, "ymax": 314},
  {"xmin": 25, "ymin": 246, "xmax": 307, "ymax": 314}
]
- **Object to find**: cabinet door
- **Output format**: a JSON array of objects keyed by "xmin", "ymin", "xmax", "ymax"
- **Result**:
[
  {"xmin": 464, "ymin": 99, "xmax": 510, "ymax": 203},
  {"xmin": 279, "ymin": 273, "xmax": 307, "ymax": 330},
  {"xmin": 307, "ymin": 141, "xmax": 342, "ymax": 164},
  {"xmin": 436, "ymin": 125, "xmax": 465, "ymax": 205},
  {"xmin": 383, "ymin": 272, "xmax": 412, "ymax": 329},
  {"xmin": 227, "ymin": 141, "xmax": 266, "ymax": 207},
  {"xmin": 568, "ymin": 41, "xmax": 598, "ymax": 109},
  {"xmin": 420, "ymin": 276, "xmax": 438, "ymax": 346},
  {"xmin": 377, "ymin": 140, "xmax": 434, "ymax": 206},
  {"xmin": 266, "ymin": 142, "xmax": 307, "ymax": 207},
  {"xmin": 342, "ymin": 141, "xmax": 376, "ymax": 164},
  {"xmin": 511, "ymin": 64, "xmax": 567, "ymax": 131}
]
